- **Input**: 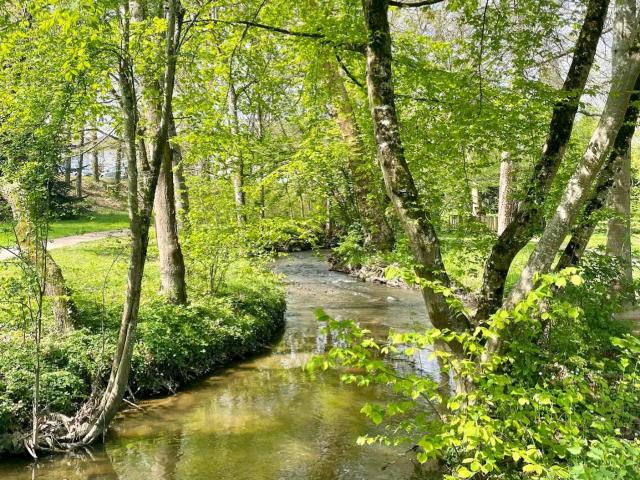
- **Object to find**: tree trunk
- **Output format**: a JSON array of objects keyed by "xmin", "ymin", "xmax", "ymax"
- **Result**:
[
  {"xmin": 475, "ymin": 0, "xmax": 610, "ymax": 322},
  {"xmin": 508, "ymin": 26, "xmax": 640, "ymax": 307},
  {"xmin": 169, "ymin": 117, "xmax": 189, "ymax": 227},
  {"xmin": 471, "ymin": 187, "xmax": 483, "ymax": 218},
  {"xmin": 361, "ymin": 0, "xmax": 466, "ymax": 337},
  {"xmin": 0, "ymin": 181, "xmax": 74, "ymax": 332},
  {"xmin": 65, "ymin": 0, "xmax": 180, "ymax": 447},
  {"xmin": 228, "ymin": 83, "xmax": 246, "ymax": 226},
  {"xmin": 64, "ymin": 134, "xmax": 72, "ymax": 187},
  {"xmin": 154, "ymin": 139, "xmax": 187, "ymax": 305},
  {"xmin": 557, "ymin": 73, "xmax": 640, "ymax": 271},
  {"xmin": 62, "ymin": 132, "xmax": 73, "ymax": 190},
  {"xmin": 606, "ymin": 0, "xmax": 636, "ymax": 283},
  {"xmin": 606, "ymin": 153, "xmax": 633, "ymax": 280},
  {"xmin": 75, "ymin": 130, "xmax": 84, "ymax": 198},
  {"xmin": 260, "ymin": 184, "xmax": 266, "ymax": 219},
  {"xmin": 64, "ymin": 156, "xmax": 72, "ymax": 187},
  {"xmin": 324, "ymin": 59, "xmax": 395, "ymax": 251},
  {"xmin": 115, "ymin": 143, "xmax": 122, "ymax": 186},
  {"xmin": 497, "ymin": 152, "xmax": 515, "ymax": 235},
  {"xmin": 91, "ymin": 127, "xmax": 100, "ymax": 182}
]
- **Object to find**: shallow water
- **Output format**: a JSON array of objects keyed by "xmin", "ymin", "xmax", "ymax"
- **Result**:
[{"xmin": 0, "ymin": 251, "xmax": 437, "ymax": 480}]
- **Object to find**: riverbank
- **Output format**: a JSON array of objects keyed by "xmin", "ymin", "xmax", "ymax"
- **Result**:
[
  {"xmin": 0, "ymin": 251, "xmax": 426, "ymax": 480},
  {"xmin": 328, "ymin": 253, "xmax": 415, "ymax": 289},
  {"xmin": 0, "ymin": 238, "xmax": 285, "ymax": 456}
]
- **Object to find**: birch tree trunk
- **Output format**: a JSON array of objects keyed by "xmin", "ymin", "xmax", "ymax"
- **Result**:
[
  {"xmin": 508, "ymin": 25, "xmax": 640, "ymax": 307},
  {"xmin": 324, "ymin": 59, "xmax": 395, "ymax": 251},
  {"xmin": 475, "ymin": 0, "xmax": 609, "ymax": 321},
  {"xmin": 361, "ymin": 0, "xmax": 467, "ymax": 338},
  {"xmin": 497, "ymin": 152, "xmax": 515, "ymax": 235}
]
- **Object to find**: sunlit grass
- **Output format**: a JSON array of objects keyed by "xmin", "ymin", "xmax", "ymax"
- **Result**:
[{"xmin": 0, "ymin": 209, "xmax": 128, "ymax": 246}]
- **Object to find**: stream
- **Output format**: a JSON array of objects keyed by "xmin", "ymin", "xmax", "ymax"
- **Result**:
[{"xmin": 0, "ymin": 251, "xmax": 438, "ymax": 480}]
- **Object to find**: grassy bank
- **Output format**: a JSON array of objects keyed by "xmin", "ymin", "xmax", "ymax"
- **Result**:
[
  {"xmin": 0, "ymin": 238, "xmax": 285, "ymax": 454},
  {"xmin": 0, "ymin": 210, "xmax": 129, "ymax": 246},
  {"xmin": 332, "ymin": 227, "xmax": 639, "ymax": 294}
]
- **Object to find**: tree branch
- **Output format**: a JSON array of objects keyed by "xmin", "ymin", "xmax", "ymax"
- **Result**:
[
  {"xmin": 388, "ymin": 0, "xmax": 445, "ymax": 7},
  {"xmin": 188, "ymin": 18, "xmax": 365, "ymax": 53},
  {"xmin": 334, "ymin": 53, "xmax": 364, "ymax": 88}
]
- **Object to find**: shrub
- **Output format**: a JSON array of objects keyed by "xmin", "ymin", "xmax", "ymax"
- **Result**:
[
  {"xmin": 0, "ymin": 266, "xmax": 285, "ymax": 443},
  {"xmin": 311, "ymin": 270, "xmax": 640, "ymax": 479}
]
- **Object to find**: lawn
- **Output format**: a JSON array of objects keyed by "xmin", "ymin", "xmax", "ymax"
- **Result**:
[{"xmin": 0, "ymin": 209, "xmax": 128, "ymax": 246}]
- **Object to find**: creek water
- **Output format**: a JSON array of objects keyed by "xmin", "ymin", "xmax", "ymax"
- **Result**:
[{"xmin": 0, "ymin": 251, "xmax": 439, "ymax": 480}]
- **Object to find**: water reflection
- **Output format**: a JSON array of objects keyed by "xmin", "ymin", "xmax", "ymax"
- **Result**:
[{"xmin": 0, "ymin": 251, "xmax": 437, "ymax": 480}]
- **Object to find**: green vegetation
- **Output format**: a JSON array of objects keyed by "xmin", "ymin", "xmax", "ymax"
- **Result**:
[
  {"xmin": 0, "ymin": 239, "xmax": 285, "ymax": 452},
  {"xmin": 0, "ymin": 210, "xmax": 128, "ymax": 246},
  {"xmin": 0, "ymin": 0, "xmax": 639, "ymax": 477},
  {"xmin": 313, "ymin": 266, "xmax": 638, "ymax": 479},
  {"xmin": 333, "ymin": 228, "xmax": 640, "ymax": 294}
]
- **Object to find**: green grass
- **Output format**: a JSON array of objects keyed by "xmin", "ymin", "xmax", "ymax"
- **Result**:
[
  {"xmin": 503, "ymin": 232, "xmax": 639, "ymax": 292},
  {"xmin": 0, "ymin": 210, "xmax": 128, "ymax": 246},
  {"xmin": 0, "ymin": 238, "xmax": 285, "ymax": 447},
  {"xmin": 345, "ymin": 227, "xmax": 639, "ymax": 294}
]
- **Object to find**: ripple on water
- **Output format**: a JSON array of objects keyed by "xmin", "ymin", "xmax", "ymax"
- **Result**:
[{"xmin": 0, "ymin": 251, "xmax": 435, "ymax": 480}]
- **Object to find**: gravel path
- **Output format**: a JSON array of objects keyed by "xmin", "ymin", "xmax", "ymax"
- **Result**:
[{"xmin": 0, "ymin": 229, "xmax": 128, "ymax": 261}]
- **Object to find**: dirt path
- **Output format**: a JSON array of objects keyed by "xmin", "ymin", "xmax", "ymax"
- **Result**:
[{"xmin": 0, "ymin": 229, "xmax": 128, "ymax": 261}]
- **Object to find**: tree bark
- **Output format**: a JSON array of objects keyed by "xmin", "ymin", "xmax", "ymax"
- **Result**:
[
  {"xmin": 471, "ymin": 187, "xmax": 483, "ymax": 218},
  {"xmin": 91, "ymin": 127, "xmax": 100, "ymax": 182},
  {"xmin": 475, "ymin": 0, "xmax": 610, "ymax": 321},
  {"xmin": 606, "ymin": 152, "xmax": 633, "ymax": 280},
  {"xmin": 64, "ymin": 133, "xmax": 72, "ymax": 187},
  {"xmin": 115, "ymin": 142, "xmax": 122, "ymax": 186},
  {"xmin": 169, "ymin": 117, "xmax": 189, "ymax": 227},
  {"xmin": 324, "ymin": 59, "xmax": 395, "ymax": 251},
  {"xmin": 606, "ymin": 0, "xmax": 636, "ymax": 283},
  {"xmin": 154, "ymin": 138, "xmax": 187, "ymax": 305},
  {"xmin": 64, "ymin": 156, "xmax": 72, "ymax": 187},
  {"xmin": 130, "ymin": 0, "xmax": 187, "ymax": 305},
  {"xmin": 557, "ymin": 77, "xmax": 640, "ymax": 271},
  {"xmin": 65, "ymin": 0, "xmax": 181, "ymax": 447},
  {"xmin": 0, "ymin": 181, "xmax": 74, "ymax": 332},
  {"xmin": 508, "ymin": 25, "xmax": 640, "ymax": 308},
  {"xmin": 75, "ymin": 130, "xmax": 84, "ymax": 198},
  {"xmin": 497, "ymin": 152, "xmax": 515, "ymax": 235},
  {"xmin": 228, "ymin": 83, "xmax": 246, "ymax": 226},
  {"xmin": 361, "ymin": 0, "xmax": 466, "ymax": 337}
]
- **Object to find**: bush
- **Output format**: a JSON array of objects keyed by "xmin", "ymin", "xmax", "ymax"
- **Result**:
[
  {"xmin": 311, "ymin": 269, "xmax": 640, "ymax": 479},
  {"xmin": 0, "ymin": 265, "xmax": 285, "ymax": 443}
]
